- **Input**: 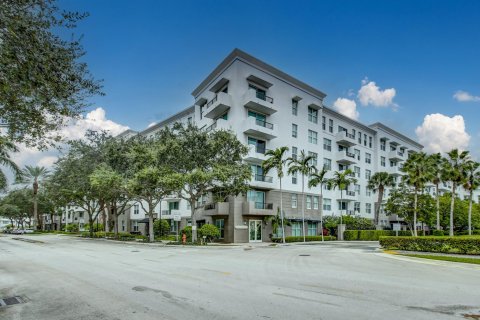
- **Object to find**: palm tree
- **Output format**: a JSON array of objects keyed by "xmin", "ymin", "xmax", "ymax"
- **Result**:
[
  {"xmin": 463, "ymin": 161, "xmax": 480, "ymax": 236},
  {"xmin": 308, "ymin": 167, "xmax": 329, "ymax": 241},
  {"xmin": 429, "ymin": 153, "xmax": 446, "ymax": 230},
  {"xmin": 367, "ymin": 172, "xmax": 395, "ymax": 228},
  {"xmin": 17, "ymin": 165, "xmax": 50, "ymax": 230},
  {"xmin": 401, "ymin": 152, "xmax": 431, "ymax": 237},
  {"xmin": 287, "ymin": 150, "xmax": 315, "ymax": 242},
  {"xmin": 262, "ymin": 146, "xmax": 289, "ymax": 243},
  {"xmin": 328, "ymin": 169, "xmax": 357, "ymax": 229},
  {"xmin": 0, "ymin": 137, "xmax": 21, "ymax": 191},
  {"xmin": 444, "ymin": 149, "xmax": 472, "ymax": 236}
]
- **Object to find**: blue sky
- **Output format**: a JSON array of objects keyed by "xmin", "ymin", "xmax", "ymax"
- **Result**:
[{"xmin": 59, "ymin": 0, "xmax": 480, "ymax": 156}]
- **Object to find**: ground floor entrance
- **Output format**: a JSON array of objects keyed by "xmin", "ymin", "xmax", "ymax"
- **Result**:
[{"xmin": 249, "ymin": 220, "xmax": 262, "ymax": 242}]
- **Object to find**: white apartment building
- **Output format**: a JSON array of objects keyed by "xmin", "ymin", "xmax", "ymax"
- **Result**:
[{"xmin": 119, "ymin": 49, "xmax": 479, "ymax": 242}]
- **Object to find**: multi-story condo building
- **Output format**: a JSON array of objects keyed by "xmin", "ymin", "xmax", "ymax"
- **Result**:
[{"xmin": 118, "ymin": 49, "xmax": 479, "ymax": 243}]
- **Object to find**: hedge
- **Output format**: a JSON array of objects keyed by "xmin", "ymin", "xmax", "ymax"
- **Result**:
[
  {"xmin": 80, "ymin": 231, "xmax": 136, "ymax": 241},
  {"xmin": 344, "ymin": 230, "xmax": 413, "ymax": 241},
  {"xmin": 272, "ymin": 235, "xmax": 336, "ymax": 243},
  {"xmin": 379, "ymin": 236, "xmax": 480, "ymax": 255}
]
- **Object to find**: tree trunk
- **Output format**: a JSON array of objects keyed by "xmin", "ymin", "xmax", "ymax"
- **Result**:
[
  {"xmin": 57, "ymin": 214, "xmax": 61, "ymax": 231},
  {"xmin": 301, "ymin": 173, "xmax": 305, "ymax": 242},
  {"xmin": 435, "ymin": 182, "xmax": 440, "ymax": 230},
  {"xmin": 413, "ymin": 190, "xmax": 418, "ymax": 237},
  {"xmin": 190, "ymin": 201, "xmax": 197, "ymax": 242},
  {"xmin": 320, "ymin": 190, "xmax": 324, "ymax": 242},
  {"xmin": 114, "ymin": 207, "xmax": 119, "ymax": 237},
  {"xmin": 468, "ymin": 191, "xmax": 473, "ymax": 236},
  {"xmin": 279, "ymin": 177, "xmax": 285, "ymax": 244},
  {"xmin": 89, "ymin": 215, "xmax": 94, "ymax": 237},
  {"xmin": 375, "ymin": 187, "xmax": 384, "ymax": 227},
  {"xmin": 148, "ymin": 211, "xmax": 154, "ymax": 243},
  {"xmin": 449, "ymin": 184, "xmax": 455, "ymax": 237}
]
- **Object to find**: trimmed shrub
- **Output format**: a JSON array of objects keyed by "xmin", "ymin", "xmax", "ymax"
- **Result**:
[
  {"xmin": 344, "ymin": 230, "xmax": 412, "ymax": 241},
  {"xmin": 65, "ymin": 223, "xmax": 79, "ymax": 233},
  {"xmin": 432, "ymin": 230, "xmax": 445, "ymax": 236},
  {"xmin": 456, "ymin": 230, "xmax": 480, "ymax": 236},
  {"xmin": 155, "ymin": 235, "xmax": 177, "ymax": 242},
  {"xmin": 198, "ymin": 224, "xmax": 220, "ymax": 242},
  {"xmin": 135, "ymin": 235, "xmax": 148, "ymax": 242},
  {"xmin": 153, "ymin": 219, "xmax": 170, "ymax": 237},
  {"xmin": 272, "ymin": 235, "xmax": 336, "ymax": 243},
  {"xmin": 379, "ymin": 236, "xmax": 480, "ymax": 255},
  {"xmin": 83, "ymin": 223, "xmax": 104, "ymax": 232}
]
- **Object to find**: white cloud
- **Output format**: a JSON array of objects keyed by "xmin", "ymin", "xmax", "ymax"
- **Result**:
[
  {"xmin": 415, "ymin": 113, "xmax": 470, "ymax": 153},
  {"xmin": 453, "ymin": 90, "xmax": 480, "ymax": 102},
  {"xmin": 358, "ymin": 78, "xmax": 397, "ymax": 108},
  {"xmin": 333, "ymin": 98, "xmax": 359, "ymax": 120}
]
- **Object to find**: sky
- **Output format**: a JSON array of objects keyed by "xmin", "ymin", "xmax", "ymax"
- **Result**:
[{"xmin": 11, "ymin": 0, "xmax": 480, "ymax": 170}]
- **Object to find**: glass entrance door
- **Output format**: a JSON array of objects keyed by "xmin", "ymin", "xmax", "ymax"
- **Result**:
[{"xmin": 249, "ymin": 220, "xmax": 262, "ymax": 242}]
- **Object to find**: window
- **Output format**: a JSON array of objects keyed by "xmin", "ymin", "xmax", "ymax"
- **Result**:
[
  {"xmin": 292, "ymin": 124, "xmax": 298, "ymax": 138},
  {"xmin": 133, "ymin": 204, "xmax": 139, "ymax": 215},
  {"xmin": 366, "ymin": 186, "xmax": 372, "ymax": 196},
  {"xmin": 308, "ymin": 152, "xmax": 318, "ymax": 166},
  {"xmin": 171, "ymin": 220, "xmax": 178, "ymax": 233},
  {"xmin": 215, "ymin": 219, "xmax": 225, "ymax": 239},
  {"xmin": 323, "ymin": 198, "xmax": 332, "ymax": 211},
  {"xmin": 323, "ymin": 158, "xmax": 332, "ymax": 170},
  {"xmin": 292, "ymin": 222, "xmax": 302, "ymax": 236},
  {"xmin": 313, "ymin": 196, "xmax": 319, "ymax": 210},
  {"xmin": 79, "ymin": 212, "xmax": 83, "ymax": 218},
  {"xmin": 292, "ymin": 99, "xmax": 298, "ymax": 115},
  {"xmin": 247, "ymin": 190, "xmax": 266, "ymax": 208},
  {"xmin": 366, "ymin": 203, "xmax": 372, "ymax": 214},
  {"xmin": 308, "ymin": 130, "xmax": 318, "ymax": 144},
  {"xmin": 291, "ymin": 194, "xmax": 298, "ymax": 208},
  {"xmin": 248, "ymin": 110, "xmax": 265, "ymax": 123},
  {"xmin": 390, "ymin": 160, "xmax": 397, "ymax": 167},
  {"xmin": 364, "ymin": 134, "xmax": 367, "ymax": 146},
  {"xmin": 354, "ymin": 166, "xmax": 360, "ymax": 178},
  {"xmin": 352, "ymin": 129, "xmax": 356, "ymax": 139},
  {"xmin": 308, "ymin": 222, "xmax": 317, "ymax": 236},
  {"xmin": 328, "ymin": 119, "xmax": 333, "ymax": 133},
  {"xmin": 381, "ymin": 156, "xmax": 386, "ymax": 167},
  {"xmin": 365, "ymin": 169, "xmax": 371, "ymax": 180},
  {"xmin": 380, "ymin": 140, "xmax": 386, "ymax": 151},
  {"xmin": 248, "ymin": 136, "xmax": 266, "ymax": 154},
  {"xmin": 308, "ymin": 107, "xmax": 318, "ymax": 123},
  {"xmin": 132, "ymin": 221, "xmax": 139, "ymax": 232},
  {"xmin": 354, "ymin": 149, "xmax": 360, "ymax": 160},
  {"xmin": 292, "ymin": 147, "xmax": 298, "ymax": 160},
  {"xmin": 358, "ymin": 131, "xmax": 362, "ymax": 144},
  {"xmin": 338, "ymin": 201, "xmax": 348, "ymax": 211},
  {"xmin": 322, "ymin": 116, "xmax": 326, "ymax": 130},
  {"xmin": 354, "ymin": 202, "xmax": 360, "ymax": 213},
  {"xmin": 306, "ymin": 195, "xmax": 312, "ymax": 209},
  {"xmin": 365, "ymin": 153, "xmax": 371, "ymax": 164},
  {"xmin": 323, "ymin": 138, "xmax": 332, "ymax": 151},
  {"xmin": 354, "ymin": 184, "xmax": 361, "ymax": 196},
  {"xmin": 121, "ymin": 220, "xmax": 125, "ymax": 232},
  {"xmin": 292, "ymin": 171, "xmax": 298, "ymax": 184},
  {"xmin": 369, "ymin": 136, "xmax": 373, "ymax": 148}
]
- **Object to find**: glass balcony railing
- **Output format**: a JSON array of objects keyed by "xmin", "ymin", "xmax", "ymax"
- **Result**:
[
  {"xmin": 254, "ymin": 90, "xmax": 274, "ymax": 103},
  {"xmin": 254, "ymin": 174, "xmax": 273, "ymax": 183},
  {"xmin": 346, "ymin": 191, "xmax": 356, "ymax": 196},
  {"xmin": 254, "ymin": 118, "xmax": 274, "ymax": 130},
  {"xmin": 254, "ymin": 202, "xmax": 273, "ymax": 210}
]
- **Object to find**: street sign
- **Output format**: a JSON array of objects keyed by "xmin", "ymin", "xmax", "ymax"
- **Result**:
[
  {"xmin": 173, "ymin": 213, "xmax": 181, "ymax": 222},
  {"xmin": 392, "ymin": 224, "xmax": 401, "ymax": 231}
]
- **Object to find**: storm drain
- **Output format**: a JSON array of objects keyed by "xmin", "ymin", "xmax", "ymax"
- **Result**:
[
  {"xmin": 0, "ymin": 296, "xmax": 26, "ymax": 307},
  {"xmin": 299, "ymin": 254, "xmax": 310, "ymax": 257}
]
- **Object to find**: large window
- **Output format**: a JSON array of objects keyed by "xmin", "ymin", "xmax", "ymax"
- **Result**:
[
  {"xmin": 306, "ymin": 195, "xmax": 312, "ymax": 209},
  {"xmin": 322, "ymin": 116, "xmax": 326, "ymax": 130},
  {"xmin": 292, "ymin": 99, "xmax": 298, "ymax": 116},
  {"xmin": 292, "ymin": 124, "xmax": 298, "ymax": 138},
  {"xmin": 292, "ymin": 171, "xmax": 297, "ymax": 184},
  {"xmin": 381, "ymin": 156, "xmax": 386, "ymax": 167},
  {"xmin": 291, "ymin": 194, "xmax": 298, "ymax": 208},
  {"xmin": 365, "ymin": 169, "xmax": 371, "ymax": 180},
  {"xmin": 292, "ymin": 147, "xmax": 297, "ymax": 160},
  {"xmin": 354, "ymin": 184, "xmax": 361, "ymax": 195},
  {"xmin": 365, "ymin": 153, "xmax": 371, "ymax": 164},
  {"xmin": 328, "ymin": 119, "xmax": 333, "ymax": 133},
  {"xmin": 308, "ymin": 107, "xmax": 318, "ymax": 123},
  {"xmin": 354, "ymin": 202, "xmax": 360, "ymax": 213},
  {"xmin": 354, "ymin": 149, "xmax": 360, "ymax": 160},
  {"xmin": 366, "ymin": 186, "xmax": 372, "ymax": 196},
  {"xmin": 133, "ymin": 204, "xmax": 139, "ymax": 215},
  {"xmin": 323, "ymin": 198, "xmax": 332, "ymax": 211},
  {"xmin": 354, "ymin": 166, "xmax": 360, "ymax": 178},
  {"xmin": 247, "ymin": 190, "xmax": 266, "ymax": 208},
  {"xmin": 308, "ymin": 152, "xmax": 318, "ymax": 166},
  {"xmin": 248, "ymin": 137, "xmax": 266, "ymax": 154},
  {"xmin": 313, "ymin": 196, "xmax": 319, "ymax": 210},
  {"xmin": 292, "ymin": 222, "xmax": 302, "ymax": 236},
  {"xmin": 307, "ymin": 222, "xmax": 317, "ymax": 236},
  {"xmin": 215, "ymin": 219, "xmax": 225, "ymax": 239},
  {"xmin": 380, "ymin": 140, "xmax": 386, "ymax": 151},
  {"xmin": 366, "ymin": 203, "xmax": 372, "ymax": 214},
  {"xmin": 323, "ymin": 138, "xmax": 332, "ymax": 151},
  {"xmin": 308, "ymin": 130, "xmax": 318, "ymax": 144},
  {"xmin": 358, "ymin": 131, "xmax": 362, "ymax": 144},
  {"xmin": 323, "ymin": 158, "xmax": 332, "ymax": 170}
]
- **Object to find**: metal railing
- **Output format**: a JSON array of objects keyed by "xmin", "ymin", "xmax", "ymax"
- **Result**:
[
  {"xmin": 346, "ymin": 191, "xmax": 356, "ymax": 196},
  {"xmin": 204, "ymin": 203, "xmax": 216, "ymax": 210},
  {"xmin": 161, "ymin": 210, "xmax": 170, "ymax": 216},
  {"xmin": 254, "ymin": 202, "xmax": 273, "ymax": 210},
  {"xmin": 205, "ymin": 121, "xmax": 217, "ymax": 132},
  {"xmin": 205, "ymin": 95, "xmax": 218, "ymax": 109},
  {"xmin": 254, "ymin": 118, "xmax": 274, "ymax": 129},
  {"xmin": 254, "ymin": 174, "xmax": 273, "ymax": 183},
  {"xmin": 253, "ymin": 90, "xmax": 274, "ymax": 103}
]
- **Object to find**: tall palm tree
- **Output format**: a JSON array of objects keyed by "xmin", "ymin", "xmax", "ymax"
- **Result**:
[
  {"xmin": 444, "ymin": 149, "xmax": 472, "ymax": 236},
  {"xmin": 463, "ymin": 161, "xmax": 480, "ymax": 236},
  {"xmin": 287, "ymin": 150, "xmax": 315, "ymax": 242},
  {"xmin": 429, "ymin": 153, "xmax": 446, "ymax": 231},
  {"xmin": 17, "ymin": 165, "xmax": 50, "ymax": 230},
  {"xmin": 308, "ymin": 167, "xmax": 329, "ymax": 241},
  {"xmin": 328, "ymin": 169, "xmax": 357, "ymax": 229},
  {"xmin": 401, "ymin": 152, "xmax": 431, "ymax": 237},
  {"xmin": 0, "ymin": 137, "xmax": 21, "ymax": 191},
  {"xmin": 262, "ymin": 146, "xmax": 289, "ymax": 243},
  {"xmin": 367, "ymin": 172, "xmax": 395, "ymax": 228}
]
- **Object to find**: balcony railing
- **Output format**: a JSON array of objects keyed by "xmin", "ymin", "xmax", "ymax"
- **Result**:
[
  {"xmin": 205, "ymin": 95, "xmax": 218, "ymax": 109},
  {"xmin": 254, "ymin": 90, "xmax": 274, "ymax": 103},
  {"xmin": 254, "ymin": 202, "xmax": 273, "ymax": 210},
  {"xmin": 254, "ymin": 174, "xmax": 273, "ymax": 183},
  {"xmin": 344, "ymin": 132, "xmax": 355, "ymax": 139},
  {"xmin": 345, "ymin": 191, "xmax": 356, "ymax": 196},
  {"xmin": 254, "ymin": 118, "xmax": 274, "ymax": 130},
  {"xmin": 161, "ymin": 210, "xmax": 171, "ymax": 216},
  {"xmin": 250, "ymin": 145, "xmax": 270, "ymax": 154},
  {"xmin": 205, "ymin": 121, "xmax": 217, "ymax": 132}
]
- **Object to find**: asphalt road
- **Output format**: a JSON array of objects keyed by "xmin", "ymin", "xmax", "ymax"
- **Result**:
[{"xmin": 1, "ymin": 234, "xmax": 479, "ymax": 320}]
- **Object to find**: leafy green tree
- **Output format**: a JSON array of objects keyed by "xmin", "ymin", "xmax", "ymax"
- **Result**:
[
  {"xmin": 156, "ymin": 124, "xmax": 250, "ymax": 242},
  {"xmin": 264, "ymin": 207, "xmax": 291, "ymax": 239},
  {"xmin": 401, "ymin": 152, "xmax": 431, "ymax": 236},
  {"xmin": 367, "ymin": 172, "xmax": 395, "ymax": 227},
  {"xmin": 443, "ymin": 149, "xmax": 472, "ymax": 236},
  {"xmin": 198, "ymin": 224, "xmax": 220, "ymax": 243},
  {"xmin": 308, "ymin": 167, "xmax": 329, "ymax": 241},
  {"xmin": 463, "ymin": 161, "xmax": 480, "ymax": 235},
  {"xmin": 327, "ymin": 169, "xmax": 357, "ymax": 227},
  {"xmin": 153, "ymin": 219, "xmax": 170, "ymax": 237},
  {"xmin": 429, "ymin": 153, "xmax": 446, "ymax": 230},
  {"xmin": 0, "ymin": 188, "xmax": 34, "ymax": 228},
  {"xmin": 288, "ymin": 150, "xmax": 316, "ymax": 242},
  {"xmin": 0, "ymin": 137, "xmax": 21, "ymax": 191},
  {"xmin": 0, "ymin": 0, "xmax": 102, "ymax": 148},
  {"xmin": 16, "ymin": 165, "xmax": 50, "ymax": 230},
  {"xmin": 262, "ymin": 146, "xmax": 289, "ymax": 243}
]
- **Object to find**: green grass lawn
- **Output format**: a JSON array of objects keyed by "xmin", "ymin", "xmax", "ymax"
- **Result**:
[{"xmin": 400, "ymin": 254, "xmax": 480, "ymax": 265}]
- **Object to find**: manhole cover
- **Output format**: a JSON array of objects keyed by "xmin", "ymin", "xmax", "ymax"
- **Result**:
[
  {"xmin": 299, "ymin": 254, "xmax": 310, "ymax": 256},
  {"xmin": 131, "ymin": 250, "xmax": 140, "ymax": 252},
  {"xmin": 0, "ymin": 296, "xmax": 26, "ymax": 307}
]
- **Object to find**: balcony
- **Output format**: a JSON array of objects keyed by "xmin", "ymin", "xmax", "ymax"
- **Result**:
[
  {"xmin": 243, "ymin": 116, "xmax": 278, "ymax": 140},
  {"xmin": 203, "ymin": 92, "xmax": 232, "ymax": 119},
  {"xmin": 342, "ymin": 190, "xmax": 356, "ymax": 201},
  {"xmin": 335, "ymin": 150, "xmax": 357, "ymax": 164},
  {"xmin": 388, "ymin": 150, "xmax": 406, "ymax": 161},
  {"xmin": 205, "ymin": 118, "xmax": 231, "ymax": 133},
  {"xmin": 336, "ymin": 131, "xmax": 356, "ymax": 146},
  {"xmin": 245, "ymin": 145, "xmax": 269, "ymax": 163},
  {"xmin": 250, "ymin": 174, "xmax": 274, "ymax": 189},
  {"xmin": 203, "ymin": 202, "xmax": 230, "ymax": 216},
  {"xmin": 242, "ymin": 201, "xmax": 275, "ymax": 216},
  {"xmin": 388, "ymin": 165, "xmax": 403, "ymax": 176},
  {"xmin": 242, "ymin": 89, "xmax": 276, "ymax": 115},
  {"xmin": 438, "ymin": 183, "xmax": 451, "ymax": 192}
]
